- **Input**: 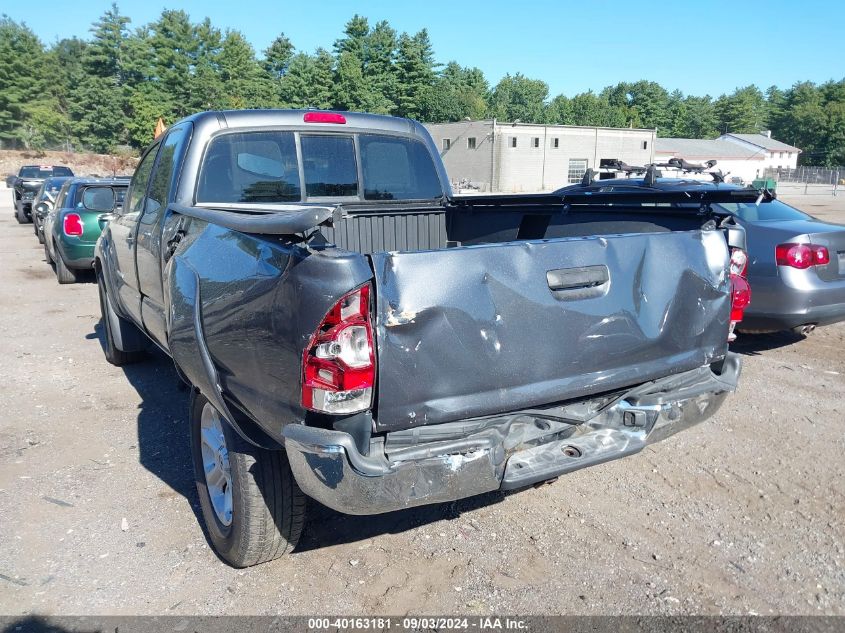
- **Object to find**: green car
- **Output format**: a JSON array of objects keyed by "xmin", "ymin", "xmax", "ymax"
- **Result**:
[{"xmin": 43, "ymin": 178, "xmax": 129, "ymax": 284}]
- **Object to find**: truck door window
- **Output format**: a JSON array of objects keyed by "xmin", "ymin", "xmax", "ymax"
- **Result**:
[
  {"xmin": 197, "ymin": 131, "xmax": 300, "ymax": 203},
  {"xmin": 143, "ymin": 124, "xmax": 191, "ymax": 224},
  {"xmin": 300, "ymin": 135, "xmax": 358, "ymax": 198},
  {"xmin": 359, "ymin": 135, "xmax": 442, "ymax": 201},
  {"xmin": 125, "ymin": 143, "xmax": 160, "ymax": 216}
]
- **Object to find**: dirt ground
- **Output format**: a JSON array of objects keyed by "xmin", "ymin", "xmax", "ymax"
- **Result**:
[
  {"xmin": 0, "ymin": 195, "xmax": 843, "ymax": 617},
  {"xmin": 0, "ymin": 150, "xmax": 137, "ymax": 182}
]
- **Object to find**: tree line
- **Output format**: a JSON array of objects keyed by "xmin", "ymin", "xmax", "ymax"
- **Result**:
[{"xmin": 1, "ymin": 5, "xmax": 843, "ymax": 165}]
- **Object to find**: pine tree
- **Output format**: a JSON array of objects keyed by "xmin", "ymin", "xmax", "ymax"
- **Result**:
[
  {"xmin": 279, "ymin": 49, "xmax": 335, "ymax": 110},
  {"xmin": 715, "ymin": 86, "xmax": 768, "ymax": 134},
  {"xmin": 218, "ymin": 30, "xmax": 276, "ymax": 109},
  {"xmin": 334, "ymin": 15, "xmax": 369, "ymax": 60},
  {"xmin": 86, "ymin": 3, "xmax": 130, "ymax": 82},
  {"xmin": 0, "ymin": 18, "xmax": 46, "ymax": 147},
  {"xmin": 363, "ymin": 21, "xmax": 399, "ymax": 113},
  {"xmin": 264, "ymin": 34, "xmax": 294, "ymax": 78},
  {"xmin": 395, "ymin": 30, "xmax": 436, "ymax": 119}
]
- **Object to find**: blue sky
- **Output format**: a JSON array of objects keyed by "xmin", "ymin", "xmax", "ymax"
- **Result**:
[{"xmin": 5, "ymin": 0, "xmax": 844, "ymax": 97}]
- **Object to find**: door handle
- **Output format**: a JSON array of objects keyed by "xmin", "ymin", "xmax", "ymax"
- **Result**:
[{"xmin": 547, "ymin": 265, "xmax": 609, "ymax": 300}]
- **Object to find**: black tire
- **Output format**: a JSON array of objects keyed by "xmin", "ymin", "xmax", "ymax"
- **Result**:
[
  {"xmin": 44, "ymin": 240, "xmax": 53, "ymax": 264},
  {"xmin": 36, "ymin": 226, "xmax": 45, "ymax": 245},
  {"xmin": 15, "ymin": 203, "xmax": 29, "ymax": 224},
  {"xmin": 190, "ymin": 392, "xmax": 306, "ymax": 567},
  {"xmin": 54, "ymin": 247, "xmax": 79, "ymax": 284},
  {"xmin": 97, "ymin": 271, "xmax": 146, "ymax": 365}
]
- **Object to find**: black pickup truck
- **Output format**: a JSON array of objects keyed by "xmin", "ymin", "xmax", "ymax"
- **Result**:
[
  {"xmin": 11, "ymin": 164, "xmax": 74, "ymax": 223},
  {"xmin": 95, "ymin": 109, "xmax": 760, "ymax": 567}
]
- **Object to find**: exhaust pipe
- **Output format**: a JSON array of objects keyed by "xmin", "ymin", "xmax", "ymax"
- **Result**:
[{"xmin": 792, "ymin": 324, "xmax": 816, "ymax": 336}]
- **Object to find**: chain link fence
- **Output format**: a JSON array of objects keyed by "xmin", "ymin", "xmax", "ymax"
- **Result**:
[{"xmin": 763, "ymin": 166, "xmax": 843, "ymax": 196}]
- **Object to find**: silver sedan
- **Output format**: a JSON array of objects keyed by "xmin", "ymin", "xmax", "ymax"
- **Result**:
[{"xmin": 715, "ymin": 199, "xmax": 845, "ymax": 335}]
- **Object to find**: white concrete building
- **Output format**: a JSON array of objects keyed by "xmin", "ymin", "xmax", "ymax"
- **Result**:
[
  {"xmin": 718, "ymin": 132, "xmax": 801, "ymax": 172},
  {"xmin": 424, "ymin": 120, "xmax": 656, "ymax": 193}
]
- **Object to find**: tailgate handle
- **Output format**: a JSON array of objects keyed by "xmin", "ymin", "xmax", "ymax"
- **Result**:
[{"xmin": 547, "ymin": 265, "xmax": 609, "ymax": 299}]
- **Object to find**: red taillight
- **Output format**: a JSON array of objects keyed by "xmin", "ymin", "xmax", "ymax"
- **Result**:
[
  {"xmin": 63, "ymin": 213, "xmax": 83, "ymax": 236},
  {"xmin": 730, "ymin": 274, "xmax": 751, "ymax": 321},
  {"xmin": 728, "ymin": 247, "xmax": 751, "ymax": 341},
  {"xmin": 302, "ymin": 284, "xmax": 374, "ymax": 414},
  {"xmin": 303, "ymin": 111, "xmax": 347, "ymax": 124},
  {"xmin": 775, "ymin": 242, "xmax": 829, "ymax": 269},
  {"xmin": 813, "ymin": 245, "xmax": 830, "ymax": 265}
]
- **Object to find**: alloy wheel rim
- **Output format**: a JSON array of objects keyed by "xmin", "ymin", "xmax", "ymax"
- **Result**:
[{"xmin": 200, "ymin": 403, "xmax": 233, "ymax": 527}]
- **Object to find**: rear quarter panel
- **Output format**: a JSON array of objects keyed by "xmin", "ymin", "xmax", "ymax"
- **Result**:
[{"xmin": 164, "ymin": 217, "xmax": 373, "ymax": 440}]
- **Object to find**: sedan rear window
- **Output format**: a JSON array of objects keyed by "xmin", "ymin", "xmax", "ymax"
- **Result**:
[
  {"xmin": 716, "ymin": 200, "xmax": 811, "ymax": 222},
  {"xmin": 197, "ymin": 132, "xmax": 301, "ymax": 203}
]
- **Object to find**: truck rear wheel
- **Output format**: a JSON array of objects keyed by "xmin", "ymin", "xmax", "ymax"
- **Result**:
[{"xmin": 190, "ymin": 393, "xmax": 305, "ymax": 567}]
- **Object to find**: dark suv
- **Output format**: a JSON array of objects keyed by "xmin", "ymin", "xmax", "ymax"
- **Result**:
[{"xmin": 12, "ymin": 165, "xmax": 74, "ymax": 223}]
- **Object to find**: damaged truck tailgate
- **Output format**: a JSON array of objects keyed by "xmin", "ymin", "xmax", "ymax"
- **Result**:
[{"xmin": 372, "ymin": 228, "xmax": 732, "ymax": 431}]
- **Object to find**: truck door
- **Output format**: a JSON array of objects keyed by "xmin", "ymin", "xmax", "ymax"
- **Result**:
[
  {"xmin": 135, "ymin": 123, "xmax": 192, "ymax": 350},
  {"xmin": 109, "ymin": 140, "xmax": 159, "ymax": 324}
]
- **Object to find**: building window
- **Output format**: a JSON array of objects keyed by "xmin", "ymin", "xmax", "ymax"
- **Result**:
[
  {"xmin": 552, "ymin": 138, "xmax": 559, "ymax": 149},
  {"xmin": 510, "ymin": 137, "xmax": 517, "ymax": 148},
  {"xmin": 467, "ymin": 137, "xmax": 476, "ymax": 150},
  {"xmin": 780, "ymin": 151, "xmax": 785, "ymax": 159},
  {"xmin": 568, "ymin": 159, "xmax": 588, "ymax": 184},
  {"xmin": 533, "ymin": 137, "xmax": 540, "ymax": 148},
  {"xmin": 442, "ymin": 138, "xmax": 451, "ymax": 151},
  {"xmin": 642, "ymin": 141, "xmax": 648, "ymax": 150}
]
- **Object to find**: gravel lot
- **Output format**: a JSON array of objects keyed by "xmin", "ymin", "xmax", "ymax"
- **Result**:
[{"xmin": 0, "ymin": 194, "xmax": 843, "ymax": 617}]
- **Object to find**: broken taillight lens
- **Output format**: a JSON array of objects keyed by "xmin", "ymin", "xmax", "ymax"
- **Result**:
[
  {"xmin": 728, "ymin": 247, "xmax": 751, "ymax": 342},
  {"xmin": 302, "ymin": 284, "xmax": 375, "ymax": 414}
]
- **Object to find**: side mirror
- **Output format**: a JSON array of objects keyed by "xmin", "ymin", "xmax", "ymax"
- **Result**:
[
  {"xmin": 34, "ymin": 202, "xmax": 50, "ymax": 216},
  {"xmin": 82, "ymin": 187, "xmax": 116, "ymax": 212}
]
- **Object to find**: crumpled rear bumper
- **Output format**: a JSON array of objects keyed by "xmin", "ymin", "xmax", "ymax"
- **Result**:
[{"xmin": 283, "ymin": 353, "xmax": 741, "ymax": 515}]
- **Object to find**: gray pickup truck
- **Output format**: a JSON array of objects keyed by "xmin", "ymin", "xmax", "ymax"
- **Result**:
[{"xmin": 95, "ymin": 109, "xmax": 760, "ymax": 567}]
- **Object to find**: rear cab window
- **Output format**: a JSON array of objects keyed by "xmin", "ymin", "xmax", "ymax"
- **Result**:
[
  {"xmin": 19, "ymin": 166, "xmax": 73, "ymax": 178},
  {"xmin": 301, "ymin": 135, "xmax": 357, "ymax": 198},
  {"xmin": 360, "ymin": 135, "xmax": 442, "ymax": 201},
  {"xmin": 196, "ymin": 130, "xmax": 443, "ymax": 205},
  {"xmin": 197, "ymin": 132, "xmax": 300, "ymax": 203}
]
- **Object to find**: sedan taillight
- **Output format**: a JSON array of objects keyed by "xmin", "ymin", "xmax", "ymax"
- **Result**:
[
  {"xmin": 775, "ymin": 242, "xmax": 829, "ymax": 269},
  {"xmin": 302, "ymin": 284, "xmax": 375, "ymax": 414},
  {"xmin": 63, "ymin": 213, "xmax": 83, "ymax": 236}
]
